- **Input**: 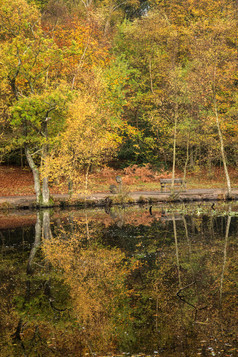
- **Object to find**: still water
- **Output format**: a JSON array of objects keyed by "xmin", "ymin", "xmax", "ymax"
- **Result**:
[{"xmin": 0, "ymin": 202, "xmax": 237, "ymax": 356}]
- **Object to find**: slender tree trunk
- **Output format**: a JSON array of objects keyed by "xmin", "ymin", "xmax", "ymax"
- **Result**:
[
  {"xmin": 182, "ymin": 215, "xmax": 191, "ymax": 257},
  {"xmin": 198, "ymin": 143, "xmax": 201, "ymax": 168},
  {"xmin": 27, "ymin": 212, "xmax": 41, "ymax": 274},
  {"xmin": 41, "ymin": 120, "xmax": 50, "ymax": 205},
  {"xmin": 173, "ymin": 214, "xmax": 181, "ymax": 289},
  {"xmin": 212, "ymin": 66, "xmax": 231, "ymax": 197},
  {"xmin": 25, "ymin": 145, "xmax": 41, "ymax": 204},
  {"xmin": 219, "ymin": 212, "xmax": 231, "ymax": 305},
  {"xmin": 183, "ymin": 131, "xmax": 190, "ymax": 182},
  {"xmin": 42, "ymin": 145, "xmax": 50, "ymax": 206},
  {"xmin": 171, "ymin": 102, "xmax": 178, "ymax": 192},
  {"xmin": 207, "ymin": 150, "xmax": 212, "ymax": 178},
  {"xmin": 214, "ymin": 97, "xmax": 231, "ymax": 197}
]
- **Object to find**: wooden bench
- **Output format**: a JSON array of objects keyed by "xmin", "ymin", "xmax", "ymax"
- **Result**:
[{"xmin": 160, "ymin": 178, "xmax": 186, "ymax": 192}]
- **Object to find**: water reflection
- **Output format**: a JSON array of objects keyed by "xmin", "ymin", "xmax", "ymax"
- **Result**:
[{"xmin": 0, "ymin": 203, "xmax": 237, "ymax": 356}]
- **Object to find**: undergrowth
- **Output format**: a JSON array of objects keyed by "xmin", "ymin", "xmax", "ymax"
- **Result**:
[{"xmin": 0, "ymin": 164, "xmax": 237, "ymax": 196}]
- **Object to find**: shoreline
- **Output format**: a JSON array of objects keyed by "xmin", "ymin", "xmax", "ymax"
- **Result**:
[{"xmin": 0, "ymin": 188, "xmax": 238, "ymax": 210}]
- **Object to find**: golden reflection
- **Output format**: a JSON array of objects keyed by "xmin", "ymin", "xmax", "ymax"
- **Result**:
[{"xmin": 42, "ymin": 225, "xmax": 139, "ymax": 353}]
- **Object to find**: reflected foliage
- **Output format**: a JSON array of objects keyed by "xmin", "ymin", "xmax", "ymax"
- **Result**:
[{"xmin": 0, "ymin": 204, "xmax": 237, "ymax": 355}]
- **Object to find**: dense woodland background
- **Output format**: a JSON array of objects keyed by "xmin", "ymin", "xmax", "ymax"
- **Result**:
[{"xmin": 0, "ymin": 0, "xmax": 237, "ymax": 201}]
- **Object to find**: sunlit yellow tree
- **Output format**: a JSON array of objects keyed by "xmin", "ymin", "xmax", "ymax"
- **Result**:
[
  {"xmin": 44, "ymin": 57, "xmax": 130, "ymax": 194},
  {"xmin": 44, "ymin": 92, "xmax": 121, "ymax": 194}
]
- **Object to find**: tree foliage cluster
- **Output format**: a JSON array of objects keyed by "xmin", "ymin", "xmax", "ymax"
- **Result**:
[{"xmin": 0, "ymin": 0, "xmax": 237, "ymax": 202}]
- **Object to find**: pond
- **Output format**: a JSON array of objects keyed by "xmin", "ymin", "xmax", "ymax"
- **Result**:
[{"xmin": 0, "ymin": 202, "xmax": 237, "ymax": 356}]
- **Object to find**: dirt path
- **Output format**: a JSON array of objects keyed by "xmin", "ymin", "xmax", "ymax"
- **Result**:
[{"xmin": 0, "ymin": 188, "xmax": 238, "ymax": 209}]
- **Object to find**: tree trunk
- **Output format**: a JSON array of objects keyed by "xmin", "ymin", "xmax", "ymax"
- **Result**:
[
  {"xmin": 41, "ymin": 120, "xmax": 50, "ymax": 206},
  {"xmin": 42, "ymin": 176, "xmax": 50, "ymax": 206},
  {"xmin": 219, "ymin": 212, "xmax": 231, "ymax": 305},
  {"xmin": 183, "ymin": 131, "xmax": 190, "ymax": 182},
  {"xmin": 207, "ymin": 149, "xmax": 212, "ymax": 178},
  {"xmin": 171, "ymin": 102, "xmax": 178, "ymax": 192},
  {"xmin": 173, "ymin": 214, "xmax": 181, "ymax": 289},
  {"xmin": 27, "ymin": 212, "xmax": 41, "ymax": 274},
  {"xmin": 25, "ymin": 145, "xmax": 41, "ymax": 204},
  {"xmin": 214, "ymin": 98, "xmax": 231, "ymax": 197},
  {"xmin": 43, "ymin": 210, "xmax": 52, "ymax": 240}
]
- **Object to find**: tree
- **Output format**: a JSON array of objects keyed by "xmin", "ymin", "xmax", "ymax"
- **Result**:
[
  {"xmin": 0, "ymin": 0, "xmax": 118, "ymax": 204},
  {"xmin": 114, "ymin": 11, "xmax": 192, "ymax": 174},
  {"xmin": 187, "ymin": 12, "xmax": 237, "ymax": 195},
  {"xmin": 0, "ymin": 0, "xmax": 71, "ymax": 205},
  {"xmin": 44, "ymin": 92, "xmax": 121, "ymax": 194},
  {"xmin": 112, "ymin": 0, "xmax": 238, "ymax": 175},
  {"xmin": 10, "ymin": 87, "xmax": 71, "ymax": 203},
  {"xmin": 42, "ymin": 55, "xmax": 130, "ymax": 194},
  {"xmin": 45, "ymin": 15, "xmax": 111, "ymax": 90}
]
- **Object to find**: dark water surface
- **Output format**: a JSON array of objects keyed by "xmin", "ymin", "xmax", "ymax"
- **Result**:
[{"xmin": 0, "ymin": 202, "xmax": 237, "ymax": 356}]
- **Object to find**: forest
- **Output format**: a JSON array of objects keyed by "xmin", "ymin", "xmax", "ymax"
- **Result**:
[{"xmin": 0, "ymin": 0, "xmax": 237, "ymax": 204}]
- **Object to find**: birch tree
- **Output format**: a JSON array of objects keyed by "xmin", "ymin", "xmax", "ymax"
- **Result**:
[{"xmin": 188, "ymin": 15, "xmax": 237, "ymax": 196}]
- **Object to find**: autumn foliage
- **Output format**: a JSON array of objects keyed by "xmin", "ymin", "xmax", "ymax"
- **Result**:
[{"xmin": 0, "ymin": 0, "xmax": 237, "ymax": 200}]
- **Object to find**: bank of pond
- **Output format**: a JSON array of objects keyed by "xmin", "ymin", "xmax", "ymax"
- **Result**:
[{"xmin": 0, "ymin": 202, "xmax": 237, "ymax": 356}]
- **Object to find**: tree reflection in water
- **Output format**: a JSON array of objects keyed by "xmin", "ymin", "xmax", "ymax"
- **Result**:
[{"xmin": 0, "ymin": 204, "xmax": 237, "ymax": 356}]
